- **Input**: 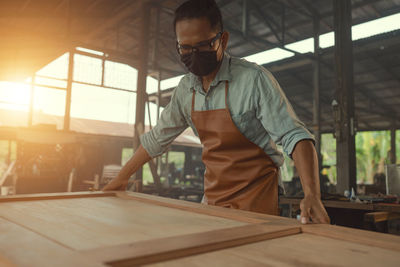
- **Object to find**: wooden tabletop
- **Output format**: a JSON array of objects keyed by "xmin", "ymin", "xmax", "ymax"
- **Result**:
[{"xmin": 0, "ymin": 191, "xmax": 399, "ymax": 266}]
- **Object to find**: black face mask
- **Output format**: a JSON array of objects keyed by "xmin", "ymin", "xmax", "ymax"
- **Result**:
[{"xmin": 180, "ymin": 50, "xmax": 222, "ymax": 77}]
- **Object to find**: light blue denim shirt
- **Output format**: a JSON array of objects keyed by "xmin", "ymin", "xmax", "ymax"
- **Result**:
[{"xmin": 140, "ymin": 53, "xmax": 314, "ymax": 167}]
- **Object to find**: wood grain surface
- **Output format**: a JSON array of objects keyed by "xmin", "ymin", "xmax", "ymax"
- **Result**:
[
  {"xmin": 116, "ymin": 191, "xmax": 298, "ymax": 225},
  {"xmin": 0, "ymin": 191, "xmax": 399, "ymax": 267},
  {"xmin": 147, "ymin": 233, "xmax": 400, "ymax": 267},
  {"xmin": 302, "ymin": 224, "xmax": 400, "ymax": 252},
  {"xmin": 0, "ymin": 195, "xmax": 247, "ymax": 250},
  {"xmin": 0, "ymin": 217, "xmax": 104, "ymax": 267},
  {"xmin": 0, "ymin": 191, "xmax": 115, "ymax": 202},
  {"xmin": 84, "ymin": 223, "xmax": 301, "ymax": 266}
]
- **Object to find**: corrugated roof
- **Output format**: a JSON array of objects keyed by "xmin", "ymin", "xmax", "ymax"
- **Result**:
[{"xmin": 1, "ymin": 0, "xmax": 399, "ymax": 132}]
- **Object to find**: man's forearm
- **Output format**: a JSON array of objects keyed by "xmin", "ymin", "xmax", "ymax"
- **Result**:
[
  {"xmin": 118, "ymin": 145, "xmax": 152, "ymax": 180},
  {"xmin": 291, "ymin": 140, "xmax": 321, "ymax": 198}
]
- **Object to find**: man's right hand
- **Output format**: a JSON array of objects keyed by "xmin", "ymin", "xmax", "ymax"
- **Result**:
[{"xmin": 102, "ymin": 176, "xmax": 128, "ymax": 191}]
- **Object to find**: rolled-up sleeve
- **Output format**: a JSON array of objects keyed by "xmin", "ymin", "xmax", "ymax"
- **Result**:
[
  {"xmin": 140, "ymin": 84, "xmax": 188, "ymax": 158},
  {"xmin": 254, "ymin": 68, "xmax": 314, "ymax": 157}
]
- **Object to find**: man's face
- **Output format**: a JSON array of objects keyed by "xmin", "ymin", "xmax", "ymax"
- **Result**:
[{"xmin": 175, "ymin": 17, "xmax": 227, "ymax": 61}]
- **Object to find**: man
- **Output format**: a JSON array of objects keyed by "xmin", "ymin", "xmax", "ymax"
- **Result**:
[{"xmin": 103, "ymin": 0, "xmax": 330, "ymax": 224}]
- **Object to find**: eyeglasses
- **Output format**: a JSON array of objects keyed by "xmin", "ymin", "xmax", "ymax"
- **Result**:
[{"xmin": 176, "ymin": 32, "xmax": 222, "ymax": 55}]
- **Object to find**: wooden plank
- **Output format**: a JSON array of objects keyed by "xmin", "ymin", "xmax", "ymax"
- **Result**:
[
  {"xmin": 364, "ymin": 211, "xmax": 400, "ymax": 223},
  {"xmin": 0, "ymin": 196, "xmax": 247, "ymax": 250},
  {"xmin": 0, "ymin": 217, "xmax": 104, "ymax": 267},
  {"xmin": 0, "ymin": 191, "xmax": 115, "ymax": 203},
  {"xmin": 147, "ymin": 233, "xmax": 400, "ymax": 267},
  {"xmin": 148, "ymin": 159, "xmax": 162, "ymax": 191},
  {"xmin": 301, "ymin": 224, "xmax": 400, "ymax": 252},
  {"xmin": 280, "ymin": 198, "xmax": 375, "ymax": 210},
  {"xmin": 83, "ymin": 223, "xmax": 301, "ymax": 266},
  {"xmin": 375, "ymin": 203, "xmax": 400, "ymax": 213},
  {"xmin": 322, "ymin": 200, "xmax": 374, "ymax": 210},
  {"xmin": 1, "ymin": 191, "xmax": 399, "ymax": 266},
  {"xmin": 281, "ymin": 197, "xmax": 400, "ymax": 213},
  {"xmin": 116, "ymin": 191, "xmax": 298, "ymax": 225}
]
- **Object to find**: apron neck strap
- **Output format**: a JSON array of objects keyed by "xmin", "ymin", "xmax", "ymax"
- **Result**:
[
  {"xmin": 224, "ymin": 81, "xmax": 229, "ymax": 110},
  {"xmin": 191, "ymin": 81, "xmax": 230, "ymax": 112}
]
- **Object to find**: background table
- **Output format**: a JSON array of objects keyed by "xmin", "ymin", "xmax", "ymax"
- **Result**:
[{"xmin": 280, "ymin": 196, "xmax": 400, "ymax": 232}]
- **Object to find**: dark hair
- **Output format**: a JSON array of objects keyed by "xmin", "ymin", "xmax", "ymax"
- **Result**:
[{"xmin": 173, "ymin": 0, "xmax": 223, "ymax": 33}]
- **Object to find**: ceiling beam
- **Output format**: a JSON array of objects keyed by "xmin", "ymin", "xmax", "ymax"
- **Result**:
[
  {"xmin": 84, "ymin": 0, "xmax": 145, "ymax": 42},
  {"xmin": 249, "ymin": 0, "xmax": 282, "ymax": 43}
]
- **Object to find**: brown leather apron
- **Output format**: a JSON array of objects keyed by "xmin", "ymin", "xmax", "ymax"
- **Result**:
[{"xmin": 191, "ymin": 81, "xmax": 279, "ymax": 215}]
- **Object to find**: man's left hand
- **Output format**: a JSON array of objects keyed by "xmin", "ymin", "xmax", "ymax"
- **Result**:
[{"xmin": 300, "ymin": 195, "xmax": 330, "ymax": 224}]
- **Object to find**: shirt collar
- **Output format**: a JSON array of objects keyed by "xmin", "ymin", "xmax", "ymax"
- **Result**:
[{"xmin": 189, "ymin": 52, "xmax": 232, "ymax": 93}]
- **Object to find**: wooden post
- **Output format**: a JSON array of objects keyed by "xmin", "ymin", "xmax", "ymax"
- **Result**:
[
  {"xmin": 64, "ymin": 0, "xmax": 73, "ymax": 131},
  {"xmin": 281, "ymin": 4, "xmax": 285, "ymax": 45},
  {"xmin": 157, "ymin": 71, "xmax": 161, "ymax": 121},
  {"xmin": 101, "ymin": 57, "xmax": 105, "ymax": 87},
  {"xmin": 133, "ymin": 4, "xmax": 150, "ymax": 192},
  {"xmin": 312, "ymin": 16, "xmax": 322, "ymax": 169},
  {"xmin": 28, "ymin": 74, "xmax": 35, "ymax": 127},
  {"xmin": 242, "ymin": 0, "xmax": 248, "ymax": 37},
  {"xmin": 333, "ymin": 0, "xmax": 357, "ymax": 194},
  {"xmin": 390, "ymin": 126, "xmax": 396, "ymax": 164},
  {"xmin": 155, "ymin": 71, "xmax": 161, "ymax": 180},
  {"xmin": 64, "ymin": 49, "xmax": 73, "ymax": 131},
  {"xmin": 154, "ymin": 5, "xmax": 161, "ymax": 122},
  {"xmin": 7, "ymin": 140, "xmax": 11, "ymax": 165}
]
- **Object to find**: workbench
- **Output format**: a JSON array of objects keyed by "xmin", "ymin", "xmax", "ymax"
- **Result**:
[
  {"xmin": 1, "ymin": 191, "xmax": 399, "ymax": 266},
  {"xmin": 280, "ymin": 197, "xmax": 400, "ymax": 213},
  {"xmin": 280, "ymin": 196, "xmax": 400, "ymax": 231}
]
